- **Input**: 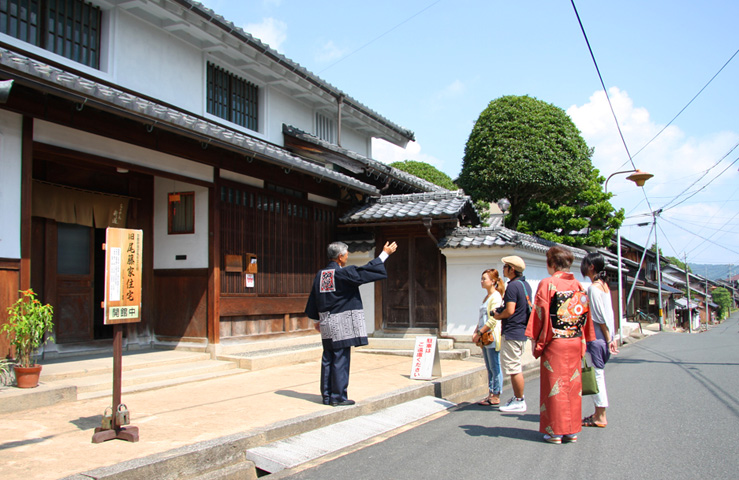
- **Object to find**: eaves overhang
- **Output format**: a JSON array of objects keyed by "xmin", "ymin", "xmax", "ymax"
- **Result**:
[{"xmin": 0, "ymin": 47, "xmax": 380, "ymax": 196}]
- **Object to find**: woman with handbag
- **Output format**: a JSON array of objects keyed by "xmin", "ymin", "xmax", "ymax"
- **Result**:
[
  {"xmin": 525, "ymin": 246, "xmax": 596, "ymax": 443},
  {"xmin": 472, "ymin": 268, "xmax": 505, "ymax": 406},
  {"xmin": 580, "ymin": 252, "xmax": 619, "ymax": 428}
]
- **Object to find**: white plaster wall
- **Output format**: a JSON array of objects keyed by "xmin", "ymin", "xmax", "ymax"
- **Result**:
[
  {"xmin": 269, "ymin": 89, "xmax": 312, "ymax": 145},
  {"xmin": 153, "ymin": 177, "xmax": 209, "ymax": 269},
  {"xmin": 34, "ymin": 120, "xmax": 213, "ymax": 182},
  {"xmin": 0, "ymin": 111, "xmax": 22, "ymax": 259},
  {"xmin": 339, "ymin": 127, "xmax": 370, "ymax": 157},
  {"xmin": 443, "ymin": 248, "xmax": 587, "ymax": 337},
  {"xmin": 347, "ymin": 251, "xmax": 376, "ymax": 335},
  {"xmin": 113, "ymin": 9, "xmax": 203, "ymax": 113}
]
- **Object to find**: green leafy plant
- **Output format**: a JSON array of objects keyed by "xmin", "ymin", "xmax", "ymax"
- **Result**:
[
  {"xmin": 2, "ymin": 289, "xmax": 54, "ymax": 367},
  {"xmin": 0, "ymin": 358, "xmax": 12, "ymax": 385}
]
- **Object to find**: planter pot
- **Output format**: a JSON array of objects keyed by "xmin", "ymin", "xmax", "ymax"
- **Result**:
[{"xmin": 14, "ymin": 364, "xmax": 43, "ymax": 388}]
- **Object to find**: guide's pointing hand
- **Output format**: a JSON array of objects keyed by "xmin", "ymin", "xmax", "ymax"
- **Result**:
[{"xmin": 383, "ymin": 241, "xmax": 398, "ymax": 255}]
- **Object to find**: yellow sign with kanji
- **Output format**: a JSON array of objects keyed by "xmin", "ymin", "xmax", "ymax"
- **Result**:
[{"xmin": 104, "ymin": 228, "xmax": 143, "ymax": 325}]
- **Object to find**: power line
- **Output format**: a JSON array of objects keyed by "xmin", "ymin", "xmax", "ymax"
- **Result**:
[
  {"xmin": 660, "ymin": 216, "xmax": 739, "ymax": 257},
  {"xmin": 631, "ymin": 47, "xmax": 739, "ymax": 160},
  {"xmin": 318, "ymin": 0, "xmax": 444, "ymax": 74},
  {"xmin": 661, "ymin": 153, "xmax": 739, "ymax": 213},
  {"xmin": 569, "ymin": 0, "xmax": 636, "ymax": 172}
]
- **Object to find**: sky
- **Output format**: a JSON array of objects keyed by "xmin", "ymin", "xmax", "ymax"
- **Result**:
[{"xmin": 197, "ymin": 0, "xmax": 738, "ymax": 269}]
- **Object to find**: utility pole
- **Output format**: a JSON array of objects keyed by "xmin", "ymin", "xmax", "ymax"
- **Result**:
[
  {"xmin": 705, "ymin": 267, "xmax": 710, "ymax": 327},
  {"xmin": 685, "ymin": 253, "xmax": 692, "ymax": 334},
  {"xmin": 654, "ymin": 210, "xmax": 664, "ymax": 331}
]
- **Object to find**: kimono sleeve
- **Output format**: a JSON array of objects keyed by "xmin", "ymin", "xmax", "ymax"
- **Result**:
[{"xmin": 525, "ymin": 277, "xmax": 552, "ymax": 359}]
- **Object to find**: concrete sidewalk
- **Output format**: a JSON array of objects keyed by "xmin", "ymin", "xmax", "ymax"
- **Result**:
[{"xmin": 1, "ymin": 352, "xmax": 489, "ymax": 480}]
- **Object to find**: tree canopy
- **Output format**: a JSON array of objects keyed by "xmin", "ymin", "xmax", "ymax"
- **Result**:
[
  {"xmin": 518, "ymin": 168, "xmax": 624, "ymax": 248},
  {"xmin": 389, "ymin": 160, "xmax": 457, "ymax": 190},
  {"xmin": 458, "ymin": 95, "xmax": 593, "ymax": 230},
  {"xmin": 712, "ymin": 287, "xmax": 732, "ymax": 320}
]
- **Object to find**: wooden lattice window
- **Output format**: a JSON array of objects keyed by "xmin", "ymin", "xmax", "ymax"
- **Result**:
[
  {"xmin": 207, "ymin": 62, "xmax": 259, "ymax": 131},
  {"xmin": 168, "ymin": 192, "xmax": 194, "ymax": 235},
  {"xmin": 219, "ymin": 183, "xmax": 335, "ymax": 295},
  {"xmin": 0, "ymin": 0, "xmax": 102, "ymax": 68}
]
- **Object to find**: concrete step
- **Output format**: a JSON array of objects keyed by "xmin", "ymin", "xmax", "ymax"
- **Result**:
[
  {"xmin": 360, "ymin": 337, "xmax": 455, "ymax": 351},
  {"xmin": 215, "ymin": 334, "xmax": 322, "ymax": 356},
  {"xmin": 62, "ymin": 359, "xmax": 239, "ymax": 396},
  {"xmin": 357, "ymin": 348, "xmax": 470, "ymax": 360},
  {"xmin": 40, "ymin": 350, "xmax": 212, "ymax": 382},
  {"xmin": 218, "ymin": 344, "xmax": 323, "ymax": 371}
]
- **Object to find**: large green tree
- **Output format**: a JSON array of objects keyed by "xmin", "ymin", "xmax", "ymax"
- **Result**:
[
  {"xmin": 389, "ymin": 160, "xmax": 457, "ymax": 190},
  {"xmin": 458, "ymin": 95, "xmax": 593, "ymax": 230},
  {"xmin": 518, "ymin": 168, "xmax": 624, "ymax": 248}
]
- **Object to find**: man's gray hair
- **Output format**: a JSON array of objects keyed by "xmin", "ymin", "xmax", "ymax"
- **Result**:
[{"xmin": 327, "ymin": 242, "xmax": 349, "ymax": 260}]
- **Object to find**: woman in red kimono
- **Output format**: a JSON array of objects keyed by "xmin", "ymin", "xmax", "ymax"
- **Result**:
[{"xmin": 525, "ymin": 246, "xmax": 595, "ymax": 444}]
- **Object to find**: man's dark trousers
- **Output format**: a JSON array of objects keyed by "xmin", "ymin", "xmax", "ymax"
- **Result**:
[{"xmin": 320, "ymin": 346, "xmax": 351, "ymax": 404}]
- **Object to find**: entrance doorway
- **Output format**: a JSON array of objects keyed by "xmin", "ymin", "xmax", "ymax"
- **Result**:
[
  {"xmin": 53, "ymin": 223, "xmax": 112, "ymax": 343},
  {"xmin": 381, "ymin": 233, "xmax": 444, "ymax": 331}
]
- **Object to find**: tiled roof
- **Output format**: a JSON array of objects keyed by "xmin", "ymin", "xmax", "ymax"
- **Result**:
[
  {"xmin": 439, "ymin": 226, "xmax": 588, "ymax": 258},
  {"xmin": 340, "ymin": 191, "xmax": 478, "ymax": 225},
  {"xmin": 0, "ymin": 48, "xmax": 379, "ymax": 196},
  {"xmin": 283, "ymin": 125, "xmax": 445, "ymax": 193}
]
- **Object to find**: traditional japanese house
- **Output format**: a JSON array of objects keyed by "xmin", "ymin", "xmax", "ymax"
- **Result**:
[{"xmin": 0, "ymin": 0, "xmax": 445, "ymax": 358}]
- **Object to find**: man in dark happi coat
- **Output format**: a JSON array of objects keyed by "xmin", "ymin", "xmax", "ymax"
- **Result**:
[{"xmin": 305, "ymin": 240, "xmax": 398, "ymax": 406}]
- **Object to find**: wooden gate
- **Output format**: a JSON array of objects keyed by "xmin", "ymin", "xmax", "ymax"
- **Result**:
[{"xmin": 381, "ymin": 230, "xmax": 444, "ymax": 331}]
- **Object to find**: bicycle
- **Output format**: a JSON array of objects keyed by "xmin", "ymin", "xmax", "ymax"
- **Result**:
[{"xmin": 632, "ymin": 309, "xmax": 658, "ymax": 323}]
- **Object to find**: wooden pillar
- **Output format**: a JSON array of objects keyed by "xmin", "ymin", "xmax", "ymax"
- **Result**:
[
  {"xmin": 20, "ymin": 116, "xmax": 33, "ymax": 291},
  {"xmin": 207, "ymin": 168, "xmax": 221, "ymax": 345}
]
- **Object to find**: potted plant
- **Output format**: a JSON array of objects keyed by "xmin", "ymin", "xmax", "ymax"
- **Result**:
[{"xmin": 2, "ymin": 289, "xmax": 54, "ymax": 388}]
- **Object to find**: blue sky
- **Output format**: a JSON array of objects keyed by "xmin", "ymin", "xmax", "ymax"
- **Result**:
[{"xmin": 198, "ymin": 0, "xmax": 738, "ymax": 267}]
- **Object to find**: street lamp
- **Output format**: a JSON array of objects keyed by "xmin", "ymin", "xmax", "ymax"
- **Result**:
[
  {"xmin": 605, "ymin": 169, "xmax": 653, "ymax": 344},
  {"xmin": 496, "ymin": 198, "xmax": 510, "ymax": 226}
]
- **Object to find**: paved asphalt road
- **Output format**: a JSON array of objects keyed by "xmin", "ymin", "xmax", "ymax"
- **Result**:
[{"xmin": 279, "ymin": 314, "xmax": 739, "ymax": 480}]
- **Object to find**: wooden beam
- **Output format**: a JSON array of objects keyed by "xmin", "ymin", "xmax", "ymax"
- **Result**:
[{"xmin": 20, "ymin": 116, "xmax": 33, "ymax": 291}]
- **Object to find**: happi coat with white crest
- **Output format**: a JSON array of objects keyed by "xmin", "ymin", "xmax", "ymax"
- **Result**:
[{"xmin": 305, "ymin": 257, "xmax": 388, "ymax": 350}]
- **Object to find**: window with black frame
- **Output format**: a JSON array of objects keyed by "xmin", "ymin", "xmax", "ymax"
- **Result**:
[
  {"xmin": 207, "ymin": 62, "xmax": 259, "ymax": 132},
  {"xmin": 0, "ymin": 0, "xmax": 102, "ymax": 69}
]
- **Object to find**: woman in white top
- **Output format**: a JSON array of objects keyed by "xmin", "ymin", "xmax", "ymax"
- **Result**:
[
  {"xmin": 580, "ymin": 252, "xmax": 619, "ymax": 427},
  {"xmin": 472, "ymin": 268, "xmax": 505, "ymax": 406}
]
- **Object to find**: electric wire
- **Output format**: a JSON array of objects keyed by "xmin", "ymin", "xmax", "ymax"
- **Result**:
[
  {"xmin": 660, "ymin": 153, "xmax": 739, "ymax": 213},
  {"xmin": 660, "ymin": 216, "xmax": 739, "ymax": 257},
  {"xmin": 318, "ymin": 0, "xmax": 444, "ymax": 74},
  {"xmin": 631, "ymin": 47, "xmax": 739, "ymax": 160},
  {"xmin": 569, "ymin": 0, "xmax": 636, "ymax": 172}
]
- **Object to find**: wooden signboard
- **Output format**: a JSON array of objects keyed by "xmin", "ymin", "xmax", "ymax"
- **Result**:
[
  {"xmin": 104, "ymin": 228, "xmax": 143, "ymax": 325},
  {"xmin": 410, "ymin": 336, "xmax": 442, "ymax": 380}
]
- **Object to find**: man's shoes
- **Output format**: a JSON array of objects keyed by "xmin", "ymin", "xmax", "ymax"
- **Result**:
[
  {"xmin": 498, "ymin": 396, "xmax": 526, "ymax": 413},
  {"xmin": 330, "ymin": 399, "xmax": 356, "ymax": 407},
  {"xmin": 322, "ymin": 398, "xmax": 331, "ymax": 405}
]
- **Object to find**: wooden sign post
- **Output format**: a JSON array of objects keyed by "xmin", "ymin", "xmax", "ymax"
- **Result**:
[
  {"xmin": 410, "ymin": 336, "xmax": 442, "ymax": 380},
  {"xmin": 92, "ymin": 227, "xmax": 143, "ymax": 444}
]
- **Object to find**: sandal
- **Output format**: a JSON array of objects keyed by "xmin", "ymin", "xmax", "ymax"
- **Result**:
[
  {"xmin": 478, "ymin": 395, "xmax": 500, "ymax": 406},
  {"xmin": 582, "ymin": 415, "xmax": 607, "ymax": 428}
]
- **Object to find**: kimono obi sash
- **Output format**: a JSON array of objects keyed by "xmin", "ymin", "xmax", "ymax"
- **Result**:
[{"xmin": 549, "ymin": 290, "xmax": 589, "ymax": 338}]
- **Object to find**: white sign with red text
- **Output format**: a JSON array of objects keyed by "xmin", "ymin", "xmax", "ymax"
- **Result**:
[{"xmin": 410, "ymin": 336, "xmax": 442, "ymax": 380}]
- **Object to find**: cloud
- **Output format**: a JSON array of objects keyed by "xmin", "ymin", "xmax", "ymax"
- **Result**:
[
  {"xmin": 315, "ymin": 40, "xmax": 349, "ymax": 64},
  {"xmin": 371, "ymin": 139, "xmax": 445, "ymax": 171},
  {"xmin": 244, "ymin": 18, "xmax": 287, "ymax": 52},
  {"xmin": 568, "ymin": 88, "xmax": 739, "ymax": 261}
]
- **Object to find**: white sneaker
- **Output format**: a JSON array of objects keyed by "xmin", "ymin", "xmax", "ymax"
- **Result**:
[{"xmin": 499, "ymin": 396, "xmax": 526, "ymax": 413}]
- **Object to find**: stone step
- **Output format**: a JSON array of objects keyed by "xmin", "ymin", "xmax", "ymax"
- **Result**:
[
  {"xmin": 63, "ymin": 359, "xmax": 238, "ymax": 395},
  {"xmin": 40, "ymin": 350, "xmax": 212, "ymax": 382},
  {"xmin": 218, "ymin": 344, "xmax": 323, "ymax": 371},
  {"xmin": 357, "ymin": 348, "xmax": 470, "ymax": 360},
  {"xmin": 359, "ymin": 337, "xmax": 455, "ymax": 351}
]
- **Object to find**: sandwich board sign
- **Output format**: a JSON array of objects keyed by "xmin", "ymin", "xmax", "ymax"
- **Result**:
[
  {"xmin": 103, "ymin": 227, "xmax": 143, "ymax": 325},
  {"xmin": 410, "ymin": 336, "xmax": 442, "ymax": 380}
]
